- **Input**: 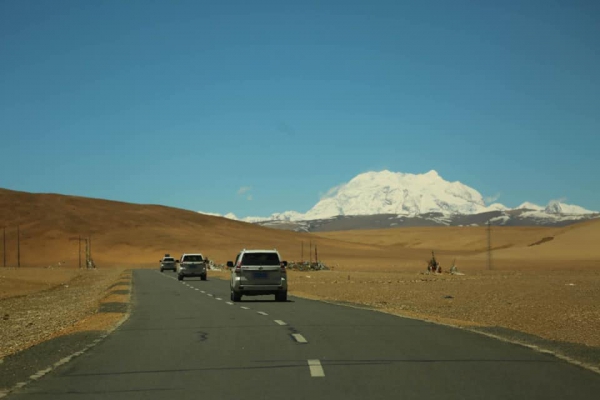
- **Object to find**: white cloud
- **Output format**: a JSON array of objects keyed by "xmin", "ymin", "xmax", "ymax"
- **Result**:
[
  {"xmin": 247, "ymin": 195, "xmax": 253, "ymax": 201},
  {"xmin": 197, "ymin": 211, "xmax": 222, "ymax": 217},
  {"xmin": 319, "ymin": 183, "xmax": 346, "ymax": 200},
  {"xmin": 550, "ymin": 197, "xmax": 568, "ymax": 203},
  {"xmin": 484, "ymin": 193, "xmax": 501, "ymax": 204},
  {"xmin": 237, "ymin": 186, "xmax": 252, "ymax": 195}
]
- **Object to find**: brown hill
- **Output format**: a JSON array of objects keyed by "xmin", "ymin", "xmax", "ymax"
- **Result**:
[
  {"xmin": 1, "ymin": 188, "xmax": 598, "ymax": 271},
  {"xmin": 0, "ymin": 188, "xmax": 380, "ymax": 268}
]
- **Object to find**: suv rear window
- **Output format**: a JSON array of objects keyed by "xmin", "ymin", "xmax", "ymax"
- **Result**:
[
  {"xmin": 242, "ymin": 252, "xmax": 280, "ymax": 266},
  {"xmin": 183, "ymin": 255, "xmax": 204, "ymax": 262},
  {"xmin": 163, "ymin": 258, "xmax": 175, "ymax": 262}
]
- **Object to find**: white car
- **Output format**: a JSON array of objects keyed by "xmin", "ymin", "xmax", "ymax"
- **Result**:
[
  {"xmin": 177, "ymin": 253, "xmax": 207, "ymax": 281},
  {"xmin": 160, "ymin": 256, "xmax": 176, "ymax": 272},
  {"xmin": 227, "ymin": 249, "xmax": 288, "ymax": 302}
]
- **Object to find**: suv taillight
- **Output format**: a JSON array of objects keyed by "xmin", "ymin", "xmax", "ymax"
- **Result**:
[
  {"xmin": 235, "ymin": 261, "xmax": 242, "ymax": 273},
  {"xmin": 280, "ymin": 262, "xmax": 286, "ymax": 273}
]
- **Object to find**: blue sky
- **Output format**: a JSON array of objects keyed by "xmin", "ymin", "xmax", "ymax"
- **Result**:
[{"xmin": 1, "ymin": 0, "xmax": 599, "ymax": 216}]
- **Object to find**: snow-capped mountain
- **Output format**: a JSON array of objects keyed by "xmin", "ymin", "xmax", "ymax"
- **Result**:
[
  {"xmin": 199, "ymin": 170, "xmax": 598, "ymax": 229},
  {"xmin": 543, "ymin": 200, "xmax": 594, "ymax": 215},
  {"xmin": 301, "ymin": 170, "xmax": 503, "ymax": 220},
  {"xmin": 517, "ymin": 202, "xmax": 545, "ymax": 211}
]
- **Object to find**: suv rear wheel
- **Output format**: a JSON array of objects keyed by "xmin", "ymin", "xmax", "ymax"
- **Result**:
[
  {"xmin": 231, "ymin": 290, "xmax": 242, "ymax": 302},
  {"xmin": 177, "ymin": 274, "xmax": 183, "ymax": 281},
  {"xmin": 275, "ymin": 291, "xmax": 287, "ymax": 302}
]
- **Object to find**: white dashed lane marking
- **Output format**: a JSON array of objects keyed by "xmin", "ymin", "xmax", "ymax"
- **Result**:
[
  {"xmin": 274, "ymin": 320, "xmax": 287, "ymax": 326},
  {"xmin": 241, "ymin": 306, "xmax": 250, "ymax": 310},
  {"xmin": 292, "ymin": 334, "xmax": 308, "ymax": 343},
  {"xmin": 216, "ymin": 298, "xmax": 222, "ymax": 301},
  {"xmin": 308, "ymin": 360, "xmax": 325, "ymax": 377},
  {"xmin": 257, "ymin": 311, "xmax": 268, "ymax": 316},
  {"xmin": 207, "ymin": 294, "xmax": 213, "ymax": 297},
  {"xmin": 225, "ymin": 302, "xmax": 234, "ymax": 305}
]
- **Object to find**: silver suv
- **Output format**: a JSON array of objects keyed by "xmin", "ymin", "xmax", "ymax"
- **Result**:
[
  {"xmin": 177, "ymin": 253, "xmax": 207, "ymax": 281},
  {"xmin": 160, "ymin": 255, "xmax": 176, "ymax": 272},
  {"xmin": 227, "ymin": 249, "xmax": 288, "ymax": 302}
]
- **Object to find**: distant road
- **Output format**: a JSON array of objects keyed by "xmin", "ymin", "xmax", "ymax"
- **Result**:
[{"xmin": 7, "ymin": 270, "xmax": 600, "ymax": 399}]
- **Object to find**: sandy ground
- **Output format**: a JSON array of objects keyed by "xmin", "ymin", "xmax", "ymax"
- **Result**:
[
  {"xmin": 0, "ymin": 268, "xmax": 130, "ymax": 358},
  {"xmin": 207, "ymin": 268, "xmax": 600, "ymax": 349},
  {"xmin": 1, "ymin": 188, "xmax": 598, "ymax": 368}
]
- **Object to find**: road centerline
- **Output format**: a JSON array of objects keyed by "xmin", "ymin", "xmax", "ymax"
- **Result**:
[
  {"xmin": 308, "ymin": 359, "xmax": 325, "ymax": 377},
  {"xmin": 292, "ymin": 334, "xmax": 308, "ymax": 343}
]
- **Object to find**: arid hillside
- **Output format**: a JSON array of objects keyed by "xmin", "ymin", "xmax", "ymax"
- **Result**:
[
  {"xmin": 0, "ymin": 188, "xmax": 380, "ymax": 268},
  {"xmin": 2, "ymin": 188, "xmax": 600, "ymax": 363},
  {"xmin": 316, "ymin": 220, "xmax": 600, "ymax": 270},
  {"xmin": 1, "ymin": 188, "xmax": 598, "ymax": 271}
]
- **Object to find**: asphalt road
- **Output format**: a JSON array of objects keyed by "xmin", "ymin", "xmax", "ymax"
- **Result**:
[{"xmin": 6, "ymin": 269, "xmax": 600, "ymax": 399}]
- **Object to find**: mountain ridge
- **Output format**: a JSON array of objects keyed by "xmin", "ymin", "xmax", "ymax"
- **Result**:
[{"xmin": 201, "ymin": 170, "xmax": 597, "ymax": 224}]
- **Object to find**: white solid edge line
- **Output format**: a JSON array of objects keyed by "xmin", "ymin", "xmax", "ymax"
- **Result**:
[
  {"xmin": 292, "ymin": 334, "xmax": 308, "ymax": 343},
  {"xmin": 308, "ymin": 359, "xmax": 325, "ymax": 377},
  {"xmin": 274, "ymin": 320, "xmax": 287, "ymax": 326},
  {"xmin": 257, "ymin": 311, "xmax": 268, "ymax": 316}
]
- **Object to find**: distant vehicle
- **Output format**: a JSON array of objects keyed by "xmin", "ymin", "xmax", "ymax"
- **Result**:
[
  {"xmin": 227, "ymin": 249, "xmax": 288, "ymax": 302},
  {"xmin": 177, "ymin": 253, "xmax": 207, "ymax": 281},
  {"xmin": 160, "ymin": 256, "xmax": 176, "ymax": 272}
]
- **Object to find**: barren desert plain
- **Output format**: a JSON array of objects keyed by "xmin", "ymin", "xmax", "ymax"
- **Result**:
[{"xmin": 0, "ymin": 188, "xmax": 598, "ymax": 371}]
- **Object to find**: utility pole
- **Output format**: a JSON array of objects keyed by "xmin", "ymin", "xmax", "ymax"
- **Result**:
[
  {"xmin": 487, "ymin": 221, "xmax": 492, "ymax": 270},
  {"xmin": 17, "ymin": 225, "xmax": 20, "ymax": 268},
  {"xmin": 70, "ymin": 236, "xmax": 88, "ymax": 269},
  {"xmin": 301, "ymin": 241, "xmax": 304, "ymax": 263},
  {"xmin": 3, "ymin": 226, "xmax": 5, "ymax": 268},
  {"xmin": 315, "ymin": 245, "xmax": 318, "ymax": 264},
  {"xmin": 88, "ymin": 235, "xmax": 92, "ymax": 268},
  {"xmin": 85, "ymin": 237, "xmax": 89, "ymax": 268},
  {"xmin": 309, "ymin": 241, "xmax": 312, "ymax": 265}
]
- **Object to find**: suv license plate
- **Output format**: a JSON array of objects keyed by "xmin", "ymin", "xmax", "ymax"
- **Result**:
[{"xmin": 253, "ymin": 272, "xmax": 268, "ymax": 279}]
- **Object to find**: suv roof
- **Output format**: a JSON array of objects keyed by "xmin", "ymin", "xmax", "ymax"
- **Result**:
[{"xmin": 240, "ymin": 249, "xmax": 278, "ymax": 253}]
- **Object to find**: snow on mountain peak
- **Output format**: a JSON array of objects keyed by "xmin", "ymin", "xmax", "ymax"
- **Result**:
[
  {"xmin": 517, "ymin": 202, "xmax": 544, "ymax": 211},
  {"xmin": 199, "ymin": 170, "xmax": 597, "ymax": 222},
  {"xmin": 544, "ymin": 201, "xmax": 595, "ymax": 215},
  {"xmin": 516, "ymin": 201, "xmax": 595, "ymax": 215},
  {"xmin": 485, "ymin": 203, "xmax": 509, "ymax": 211},
  {"xmin": 302, "ymin": 170, "xmax": 487, "ymax": 220}
]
